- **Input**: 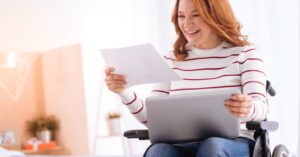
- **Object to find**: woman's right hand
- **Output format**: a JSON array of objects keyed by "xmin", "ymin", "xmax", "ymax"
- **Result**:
[{"xmin": 104, "ymin": 67, "xmax": 127, "ymax": 94}]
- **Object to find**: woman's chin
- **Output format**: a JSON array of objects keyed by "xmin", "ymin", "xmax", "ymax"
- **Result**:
[{"xmin": 187, "ymin": 39, "xmax": 200, "ymax": 45}]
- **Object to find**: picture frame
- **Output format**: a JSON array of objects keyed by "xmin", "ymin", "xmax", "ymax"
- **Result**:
[{"xmin": 0, "ymin": 130, "xmax": 19, "ymax": 149}]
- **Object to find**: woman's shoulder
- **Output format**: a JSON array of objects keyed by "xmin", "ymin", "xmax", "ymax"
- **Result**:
[
  {"xmin": 240, "ymin": 44, "xmax": 257, "ymax": 52},
  {"xmin": 162, "ymin": 51, "xmax": 176, "ymax": 61},
  {"xmin": 224, "ymin": 42, "xmax": 257, "ymax": 53},
  {"xmin": 223, "ymin": 44, "xmax": 257, "ymax": 57},
  {"xmin": 232, "ymin": 43, "xmax": 265, "ymax": 61}
]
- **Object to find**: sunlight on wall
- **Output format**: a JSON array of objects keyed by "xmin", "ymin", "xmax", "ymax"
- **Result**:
[{"xmin": 0, "ymin": 53, "xmax": 39, "ymax": 101}]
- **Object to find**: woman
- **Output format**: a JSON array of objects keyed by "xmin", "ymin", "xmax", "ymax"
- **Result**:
[{"xmin": 105, "ymin": 0, "xmax": 267, "ymax": 156}]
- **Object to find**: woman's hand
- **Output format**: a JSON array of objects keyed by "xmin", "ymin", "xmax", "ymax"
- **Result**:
[
  {"xmin": 104, "ymin": 67, "xmax": 127, "ymax": 94},
  {"xmin": 224, "ymin": 94, "xmax": 252, "ymax": 118}
]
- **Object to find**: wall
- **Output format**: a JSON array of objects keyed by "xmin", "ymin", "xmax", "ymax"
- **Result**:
[
  {"xmin": 0, "ymin": 0, "xmax": 90, "ymax": 154},
  {"xmin": 0, "ymin": 55, "xmax": 45, "ymax": 147},
  {"xmin": 41, "ymin": 44, "xmax": 89, "ymax": 155},
  {"xmin": 0, "ymin": 0, "xmax": 85, "ymax": 52},
  {"xmin": 0, "ymin": 44, "xmax": 90, "ymax": 155}
]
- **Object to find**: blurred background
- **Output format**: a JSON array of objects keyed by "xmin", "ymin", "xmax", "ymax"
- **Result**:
[{"xmin": 0, "ymin": 0, "xmax": 299, "ymax": 156}]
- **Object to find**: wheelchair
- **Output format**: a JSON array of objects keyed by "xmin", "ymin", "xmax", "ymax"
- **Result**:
[{"xmin": 124, "ymin": 81, "xmax": 291, "ymax": 157}]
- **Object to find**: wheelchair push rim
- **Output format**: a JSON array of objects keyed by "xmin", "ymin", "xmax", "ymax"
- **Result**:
[{"xmin": 272, "ymin": 144, "xmax": 289, "ymax": 157}]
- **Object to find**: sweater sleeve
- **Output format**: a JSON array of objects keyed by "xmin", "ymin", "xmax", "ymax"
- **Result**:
[
  {"xmin": 238, "ymin": 46, "xmax": 268, "ymax": 122},
  {"xmin": 118, "ymin": 89, "xmax": 148, "ymax": 125},
  {"xmin": 118, "ymin": 82, "xmax": 170, "ymax": 126}
]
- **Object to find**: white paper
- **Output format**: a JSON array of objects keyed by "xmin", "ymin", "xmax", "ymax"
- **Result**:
[{"xmin": 100, "ymin": 44, "xmax": 181, "ymax": 87}]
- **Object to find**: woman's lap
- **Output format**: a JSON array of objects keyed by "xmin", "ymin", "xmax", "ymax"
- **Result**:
[{"xmin": 144, "ymin": 137, "xmax": 255, "ymax": 157}]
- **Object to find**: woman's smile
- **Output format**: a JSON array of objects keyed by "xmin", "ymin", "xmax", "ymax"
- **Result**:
[{"xmin": 185, "ymin": 29, "xmax": 201, "ymax": 39}]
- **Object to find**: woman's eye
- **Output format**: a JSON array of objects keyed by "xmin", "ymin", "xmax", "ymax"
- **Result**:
[
  {"xmin": 178, "ymin": 15, "xmax": 185, "ymax": 18},
  {"xmin": 192, "ymin": 14, "xmax": 200, "ymax": 17}
]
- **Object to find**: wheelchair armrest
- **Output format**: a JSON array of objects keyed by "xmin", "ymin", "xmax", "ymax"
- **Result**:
[
  {"xmin": 266, "ymin": 80, "xmax": 276, "ymax": 96},
  {"xmin": 246, "ymin": 121, "xmax": 279, "ymax": 131},
  {"xmin": 123, "ymin": 129, "xmax": 149, "ymax": 140}
]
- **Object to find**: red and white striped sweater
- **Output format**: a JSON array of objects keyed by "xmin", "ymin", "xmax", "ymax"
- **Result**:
[{"xmin": 118, "ymin": 41, "xmax": 268, "ymax": 139}]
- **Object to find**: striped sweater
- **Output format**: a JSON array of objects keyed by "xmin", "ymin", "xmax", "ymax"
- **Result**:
[{"xmin": 118, "ymin": 41, "xmax": 268, "ymax": 139}]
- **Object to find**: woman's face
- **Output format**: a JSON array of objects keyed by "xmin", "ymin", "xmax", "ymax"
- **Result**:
[{"xmin": 178, "ymin": 0, "xmax": 220, "ymax": 49}]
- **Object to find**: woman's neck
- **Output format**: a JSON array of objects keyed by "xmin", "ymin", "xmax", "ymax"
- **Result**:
[{"xmin": 194, "ymin": 36, "xmax": 223, "ymax": 50}]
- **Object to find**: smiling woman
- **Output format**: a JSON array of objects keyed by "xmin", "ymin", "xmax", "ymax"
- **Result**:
[
  {"xmin": 104, "ymin": 0, "xmax": 270, "ymax": 156},
  {"xmin": 101, "ymin": 0, "xmax": 299, "ymax": 156},
  {"xmin": 0, "ymin": 0, "xmax": 298, "ymax": 156}
]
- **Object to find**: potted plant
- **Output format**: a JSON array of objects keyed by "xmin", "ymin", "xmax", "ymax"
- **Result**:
[
  {"xmin": 26, "ymin": 115, "xmax": 59, "ymax": 143},
  {"xmin": 106, "ymin": 112, "xmax": 122, "ymax": 135}
]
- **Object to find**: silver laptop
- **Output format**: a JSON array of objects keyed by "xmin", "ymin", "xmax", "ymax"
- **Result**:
[{"xmin": 146, "ymin": 89, "xmax": 240, "ymax": 144}]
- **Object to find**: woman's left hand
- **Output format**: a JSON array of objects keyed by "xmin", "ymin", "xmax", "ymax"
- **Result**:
[{"xmin": 224, "ymin": 93, "xmax": 252, "ymax": 118}]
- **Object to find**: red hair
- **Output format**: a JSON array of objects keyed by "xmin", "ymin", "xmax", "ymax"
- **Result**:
[{"xmin": 172, "ymin": 0, "xmax": 249, "ymax": 60}]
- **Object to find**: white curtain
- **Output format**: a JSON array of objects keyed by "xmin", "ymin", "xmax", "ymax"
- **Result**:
[{"xmin": 229, "ymin": 0, "xmax": 299, "ymax": 154}]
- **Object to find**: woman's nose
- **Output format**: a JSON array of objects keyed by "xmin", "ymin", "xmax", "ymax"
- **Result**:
[{"xmin": 184, "ymin": 17, "xmax": 194, "ymax": 28}]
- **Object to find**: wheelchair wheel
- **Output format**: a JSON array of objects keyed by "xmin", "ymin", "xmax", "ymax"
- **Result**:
[{"xmin": 272, "ymin": 144, "xmax": 289, "ymax": 157}]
